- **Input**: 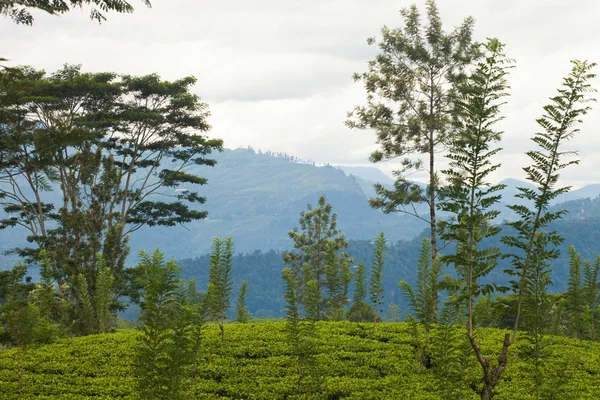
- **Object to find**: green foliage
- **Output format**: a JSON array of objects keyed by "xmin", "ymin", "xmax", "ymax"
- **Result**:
[
  {"xmin": 399, "ymin": 238, "xmax": 441, "ymax": 326},
  {"xmin": 283, "ymin": 195, "xmax": 351, "ymax": 321},
  {"xmin": 235, "ymin": 280, "xmax": 251, "ymax": 323},
  {"xmin": 352, "ymin": 262, "xmax": 367, "ymax": 305},
  {"xmin": 346, "ymin": 301, "xmax": 379, "ymax": 323},
  {"xmin": 437, "ymin": 38, "xmax": 513, "ymax": 399},
  {"xmin": 347, "ymin": 2, "xmax": 480, "ymax": 319},
  {"xmin": 583, "ymin": 255, "xmax": 600, "ymax": 340},
  {"xmin": 430, "ymin": 307, "xmax": 474, "ymax": 399},
  {"xmin": 207, "ymin": 237, "xmax": 234, "ymax": 339},
  {"xmin": 0, "ymin": 322, "xmax": 599, "ymax": 399},
  {"xmin": 134, "ymin": 250, "xmax": 193, "ymax": 400},
  {"xmin": 74, "ymin": 274, "xmax": 95, "ymax": 336},
  {"xmin": 565, "ymin": 246, "xmax": 588, "ymax": 338},
  {"xmin": 386, "ymin": 303, "xmax": 401, "ymax": 322},
  {"xmin": 1, "ymin": 0, "xmax": 151, "ymax": 25},
  {"xmin": 502, "ymin": 60, "xmax": 597, "ymax": 339},
  {"xmin": 324, "ymin": 243, "xmax": 352, "ymax": 321},
  {"xmin": 0, "ymin": 64, "xmax": 222, "ymax": 336},
  {"xmin": 95, "ymin": 266, "xmax": 115, "ymax": 333},
  {"xmin": 369, "ymin": 232, "xmax": 386, "ymax": 326}
]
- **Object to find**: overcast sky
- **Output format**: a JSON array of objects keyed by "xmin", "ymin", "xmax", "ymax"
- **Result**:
[{"xmin": 2, "ymin": 0, "xmax": 599, "ymax": 187}]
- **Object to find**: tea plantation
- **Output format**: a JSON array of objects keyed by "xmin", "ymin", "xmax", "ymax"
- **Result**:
[{"xmin": 0, "ymin": 321, "xmax": 599, "ymax": 399}]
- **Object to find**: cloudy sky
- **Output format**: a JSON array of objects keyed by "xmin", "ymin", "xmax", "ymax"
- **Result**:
[{"xmin": 2, "ymin": 0, "xmax": 599, "ymax": 187}]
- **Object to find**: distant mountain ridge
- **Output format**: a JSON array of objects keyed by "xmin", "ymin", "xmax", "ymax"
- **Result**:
[{"xmin": 1, "ymin": 148, "xmax": 599, "ymax": 264}]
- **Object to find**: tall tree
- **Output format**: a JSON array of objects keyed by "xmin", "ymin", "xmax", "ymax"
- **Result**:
[
  {"xmin": 1, "ymin": 0, "xmax": 151, "ymax": 25},
  {"xmin": 499, "ymin": 60, "xmax": 596, "ymax": 400},
  {"xmin": 0, "ymin": 65, "xmax": 222, "ymax": 334},
  {"xmin": 437, "ymin": 38, "xmax": 512, "ymax": 399},
  {"xmin": 347, "ymin": 0, "xmax": 479, "ymax": 321},
  {"xmin": 502, "ymin": 61, "xmax": 596, "ymax": 333},
  {"xmin": 283, "ymin": 195, "xmax": 350, "ymax": 320},
  {"xmin": 369, "ymin": 231, "xmax": 386, "ymax": 327}
]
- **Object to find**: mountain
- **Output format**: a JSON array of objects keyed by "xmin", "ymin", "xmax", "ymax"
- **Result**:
[
  {"xmin": 338, "ymin": 166, "xmax": 395, "ymax": 185},
  {"xmin": 2, "ymin": 148, "xmax": 600, "ymax": 266},
  {"xmin": 0, "ymin": 149, "xmax": 429, "ymax": 263}
]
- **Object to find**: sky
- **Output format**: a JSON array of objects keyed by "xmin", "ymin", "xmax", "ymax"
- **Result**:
[{"xmin": 2, "ymin": 0, "xmax": 600, "ymax": 187}]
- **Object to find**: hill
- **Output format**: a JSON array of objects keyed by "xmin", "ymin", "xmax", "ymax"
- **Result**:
[
  {"xmin": 2, "ymin": 148, "xmax": 599, "ymax": 264},
  {"xmin": 0, "ymin": 322, "xmax": 598, "ymax": 399},
  {"xmin": 173, "ymin": 217, "xmax": 600, "ymax": 320}
]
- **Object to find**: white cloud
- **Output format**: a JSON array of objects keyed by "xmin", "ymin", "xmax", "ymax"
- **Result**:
[{"xmin": 2, "ymin": 0, "xmax": 599, "ymax": 187}]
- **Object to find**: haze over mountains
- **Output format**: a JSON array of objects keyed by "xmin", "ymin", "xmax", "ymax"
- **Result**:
[{"xmin": 1, "ymin": 148, "xmax": 599, "ymax": 264}]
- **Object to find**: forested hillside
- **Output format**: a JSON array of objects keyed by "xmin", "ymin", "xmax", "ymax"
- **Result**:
[
  {"xmin": 2, "ymin": 147, "xmax": 599, "ymax": 263},
  {"xmin": 175, "ymin": 217, "xmax": 600, "ymax": 318}
]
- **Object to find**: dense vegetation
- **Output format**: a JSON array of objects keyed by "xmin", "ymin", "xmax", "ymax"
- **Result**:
[
  {"xmin": 0, "ymin": 322, "xmax": 599, "ymax": 399},
  {"xmin": 2, "ymin": 0, "xmax": 600, "ymax": 399}
]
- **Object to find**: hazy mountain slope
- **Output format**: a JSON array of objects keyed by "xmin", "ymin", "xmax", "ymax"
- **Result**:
[{"xmin": 2, "ymin": 148, "xmax": 599, "ymax": 264}]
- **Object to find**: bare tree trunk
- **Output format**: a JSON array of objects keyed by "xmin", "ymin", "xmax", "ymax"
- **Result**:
[
  {"xmin": 469, "ymin": 333, "xmax": 511, "ymax": 400},
  {"xmin": 428, "ymin": 134, "xmax": 438, "ymax": 324}
]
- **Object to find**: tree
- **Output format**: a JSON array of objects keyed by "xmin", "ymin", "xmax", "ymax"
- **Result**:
[
  {"xmin": 281, "ymin": 268, "xmax": 321, "ymax": 395},
  {"xmin": 134, "ymin": 250, "xmax": 193, "ymax": 400},
  {"xmin": 369, "ymin": 232, "xmax": 386, "ymax": 327},
  {"xmin": 499, "ymin": 60, "xmax": 597, "ymax": 400},
  {"xmin": 324, "ymin": 242, "xmax": 352, "ymax": 321},
  {"xmin": 437, "ymin": 38, "xmax": 512, "ymax": 400},
  {"xmin": 185, "ymin": 278, "xmax": 208, "ymax": 393},
  {"xmin": 399, "ymin": 237, "xmax": 441, "ymax": 371},
  {"xmin": 564, "ymin": 246, "xmax": 587, "ymax": 338},
  {"xmin": 399, "ymin": 238, "xmax": 442, "ymax": 326},
  {"xmin": 583, "ymin": 255, "xmax": 600, "ymax": 341},
  {"xmin": 1, "ymin": 0, "xmax": 151, "ymax": 25},
  {"xmin": 386, "ymin": 303, "xmax": 401, "ymax": 322},
  {"xmin": 207, "ymin": 237, "xmax": 234, "ymax": 340},
  {"xmin": 346, "ymin": 261, "xmax": 377, "ymax": 323},
  {"xmin": 235, "ymin": 280, "xmax": 251, "ymax": 323},
  {"xmin": 0, "ymin": 263, "xmax": 58, "ymax": 389},
  {"xmin": 347, "ymin": 0, "xmax": 479, "ymax": 321},
  {"xmin": 0, "ymin": 65, "xmax": 222, "ymax": 334},
  {"xmin": 283, "ymin": 195, "xmax": 351, "ymax": 320}
]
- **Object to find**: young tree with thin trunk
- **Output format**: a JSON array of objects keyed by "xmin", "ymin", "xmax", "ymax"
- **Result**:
[
  {"xmin": 281, "ymin": 268, "xmax": 321, "ymax": 395},
  {"xmin": 283, "ymin": 195, "xmax": 350, "ymax": 320},
  {"xmin": 134, "ymin": 250, "xmax": 193, "ymax": 400},
  {"xmin": 347, "ymin": 0, "xmax": 479, "ymax": 322},
  {"xmin": 565, "ymin": 246, "xmax": 587, "ymax": 338},
  {"xmin": 346, "ymin": 262, "xmax": 377, "ymax": 323},
  {"xmin": 499, "ymin": 59, "xmax": 597, "ymax": 398},
  {"xmin": 399, "ymin": 237, "xmax": 442, "ymax": 371},
  {"xmin": 438, "ymin": 38, "xmax": 512, "ymax": 400},
  {"xmin": 369, "ymin": 232, "xmax": 386, "ymax": 327},
  {"xmin": 207, "ymin": 237, "xmax": 234, "ymax": 340},
  {"xmin": 324, "ymin": 243, "xmax": 352, "ymax": 321},
  {"xmin": 583, "ymin": 255, "xmax": 600, "ymax": 341},
  {"xmin": 235, "ymin": 280, "xmax": 250, "ymax": 323}
]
